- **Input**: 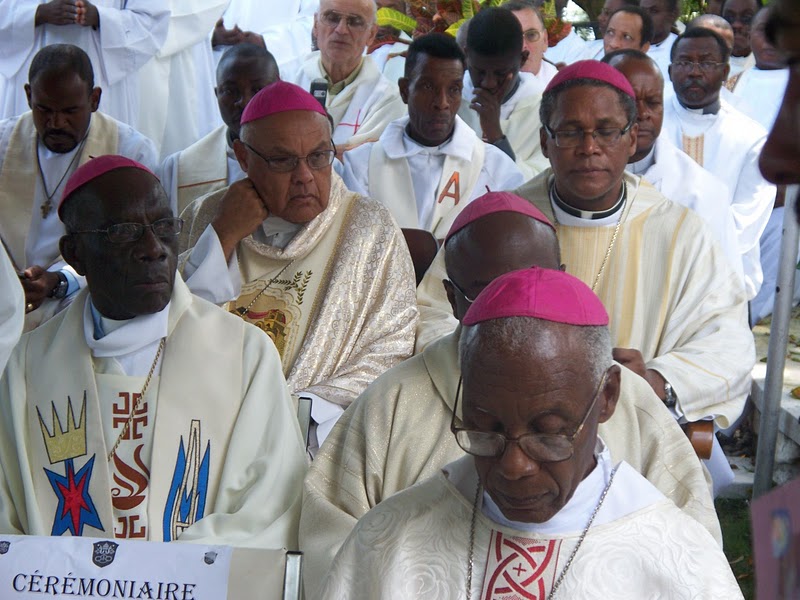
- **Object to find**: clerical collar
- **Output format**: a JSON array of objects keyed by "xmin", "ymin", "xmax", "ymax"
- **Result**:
[
  {"xmin": 322, "ymin": 58, "xmax": 364, "ymax": 96},
  {"xmin": 549, "ymin": 180, "xmax": 626, "ymax": 220},
  {"xmin": 628, "ymin": 145, "xmax": 656, "ymax": 176},
  {"xmin": 85, "ymin": 298, "xmax": 169, "ymax": 355},
  {"xmin": 253, "ymin": 215, "xmax": 303, "ymax": 249}
]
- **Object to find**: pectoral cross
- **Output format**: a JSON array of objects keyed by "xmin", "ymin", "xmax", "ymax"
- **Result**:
[{"xmin": 41, "ymin": 200, "xmax": 53, "ymax": 219}]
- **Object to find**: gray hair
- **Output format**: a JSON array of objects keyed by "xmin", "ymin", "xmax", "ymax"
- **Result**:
[{"xmin": 460, "ymin": 317, "xmax": 612, "ymax": 385}]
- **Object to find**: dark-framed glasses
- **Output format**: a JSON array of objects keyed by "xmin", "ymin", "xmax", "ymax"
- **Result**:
[
  {"xmin": 671, "ymin": 60, "xmax": 726, "ymax": 73},
  {"xmin": 242, "ymin": 141, "xmax": 336, "ymax": 173},
  {"xmin": 543, "ymin": 121, "xmax": 634, "ymax": 148},
  {"xmin": 450, "ymin": 371, "xmax": 608, "ymax": 463},
  {"xmin": 71, "ymin": 217, "xmax": 184, "ymax": 244},
  {"xmin": 320, "ymin": 10, "xmax": 369, "ymax": 31},
  {"xmin": 523, "ymin": 28, "xmax": 542, "ymax": 43}
]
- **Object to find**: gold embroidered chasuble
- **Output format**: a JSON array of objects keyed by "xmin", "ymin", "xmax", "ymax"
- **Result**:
[
  {"xmin": 515, "ymin": 170, "xmax": 753, "ymax": 427},
  {"xmin": 299, "ymin": 329, "xmax": 722, "ymax": 600},
  {"xmin": 0, "ymin": 277, "xmax": 306, "ymax": 548},
  {"xmin": 179, "ymin": 175, "xmax": 418, "ymax": 408}
]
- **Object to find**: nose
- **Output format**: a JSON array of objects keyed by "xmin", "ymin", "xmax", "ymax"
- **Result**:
[
  {"xmin": 433, "ymin": 86, "xmax": 450, "ymax": 110},
  {"xmin": 636, "ymin": 99, "xmax": 652, "ymax": 122},
  {"xmin": 291, "ymin": 156, "xmax": 315, "ymax": 183},
  {"xmin": 333, "ymin": 15, "xmax": 349, "ymax": 34},
  {"xmin": 496, "ymin": 440, "xmax": 540, "ymax": 481},
  {"xmin": 50, "ymin": 111, "xmax": 68, "ymax": 130},
  {"xmin": 577, "ymin": 130, "xmax": 601, "ymax": 154},
  {"xmin": 134, "ymin": 226, "xmax": 168, "ymax": 262}
]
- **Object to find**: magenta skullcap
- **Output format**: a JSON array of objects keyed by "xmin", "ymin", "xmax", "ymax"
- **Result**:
[
  {"xmin": 59, "ymin": 155, "xmax": 155, "ymax": 220},
  {"xmin": 462, "ymin": 266, "xmax": 609, "ymax": 327},
  {"xmin": 241, "ymin": 80, "xmax": 328, "ymax": 125},
  {"xmin": 445, "ymin": 191, "xmax": 555, "ymax": 243},
  {"xmin": 544, "ymin": 59, "xmax": 635, "ymax": 99}
]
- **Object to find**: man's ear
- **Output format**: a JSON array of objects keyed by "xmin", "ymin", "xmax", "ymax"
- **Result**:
[
  {"xmin": 722, "ymin": 62, "xmax": 730, "ymax": 82},
  {"xmin": 366, "ymin": 22, "xmax": 378, "ymax": 48},
  {"xmin": 24, "ymin": 84, "xmax": 32, "ymax": 108},
  {"xmin": 443, "ymin": 279, "xmax": 459, "ymax": 318},
  {"xmin": 233, "ymin": 139, "xmax": 250, "ymax": 173},
  {"xmin": 540, "ymin": 126, "xmax": 550, "ymax": 159},
  {"xmin": 89, "ymin": 86, "xmax": 101, "ymax": 112},
  {"xmin": 626, "ymin": 121, "xmax": 639, "ymax": 159},
  {"xmin": 641, "ymin": 41, "xmax": 651, "ymax": 53},
  {"xmin": 597, "ymin": 364, "xmax": 621, "ymax": 423},
  {"xmin": 398, "ymin": 77, "xmax": 410, "ymax": 105},
  {"xmin": 60, "ymin": 234, "xmax": 86, "ymax": 276}
]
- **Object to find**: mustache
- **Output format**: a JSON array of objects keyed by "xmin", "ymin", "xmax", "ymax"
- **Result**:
[
  {"xmin": 679, "ymin": 78, "xmax": 709, "ymax": 91},
  {"xmin": 44, "ymin": 129, "xmax": 76, "ymax": 139}
]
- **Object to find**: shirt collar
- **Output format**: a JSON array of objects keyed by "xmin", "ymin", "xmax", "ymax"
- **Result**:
[
  {"xmin": 381, "ymin": 115, "xmax": 475, "ymax": 162},
  {"xmin": 322, "ymin": 58, "xmax": 364, "ymax": 96}
]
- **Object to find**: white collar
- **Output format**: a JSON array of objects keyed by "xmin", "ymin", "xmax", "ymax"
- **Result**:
[
  {"xmin": 627, "ymin": 144, "xmax": 656, "ymax": 176},
  {"xmin": 380, "ymin": 115, "xmax": 476, "ymax": 162},
  {"xmin": 84, "ymin": 296, "xmax": 170, "ymax": 358}
]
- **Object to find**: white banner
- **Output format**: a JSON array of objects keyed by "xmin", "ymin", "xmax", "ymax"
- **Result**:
[{"xmin": 0, "ymin": 535, "xmax": 232, "ymax": 599}]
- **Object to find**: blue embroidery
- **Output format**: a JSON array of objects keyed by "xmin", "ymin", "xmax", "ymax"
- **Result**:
[{"xmin": 162, "ymin": 420, "xmax": 210, "ymax": 541}]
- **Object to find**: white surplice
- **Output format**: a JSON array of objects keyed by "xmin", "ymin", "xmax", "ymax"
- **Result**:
[
  {"xmin": 0, "ymin": 245, "xmax": 23, "ymax": 376},
  {"xmin": 458, "ymin": 72, "xmax": 548, "ymax": 179},
  {"xmin": 732, "ymin": 66, "xmax": 790, "ymax": 131},
  {"xmin": 647, "ymin": 32, "xmax": 677, "ymax": 79},
  {"xmin": 627, "ymin": 135, "xmax": 743, "ymax": 280},
  {"xmin": 0, "ymin": 0, "xmax": 169, "ymax": 128},
  {"xmin": 662, "ymin": 94, "xmax": 776, "ymax": 299},
  {"xmin": 291, "ymin": 53, "xmax": 406, "ymax": 147},
  {"xmin": 136, "ymin": 0, "xmax": 226, "ymax": 159},
  {"xmin": 729, "ymin": 52, "xmax": 756, "ymax": 79},
  {"xmin": 319, "ymin": 454, "xmax": 741, "ymax": 600},
  {"xmin": 545, "ymin": 29, "xmax": 590, "ymax": 65},
  {"xmin": 339, "ymin": 116, "xmax": 524, "ymax": 237},
  {"xmin": 300, "ymin": 328, "xmax": 721, "ymax": 600},
  {"xmin": 531, "ymin": 60, "xmax": 558, "ymax": 87}
]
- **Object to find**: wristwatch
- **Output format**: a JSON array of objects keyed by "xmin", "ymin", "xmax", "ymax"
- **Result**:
[
  {"xmin": 49, "ymin": 271, "xmax": 69, "ymax": 300},
  {"xmin": 663, "ymin": 381, "xmax": 677, "ymax": 409}
]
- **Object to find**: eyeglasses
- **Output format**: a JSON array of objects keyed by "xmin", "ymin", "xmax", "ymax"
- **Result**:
[
  {"xmin": 445, "ymin": 278, "xmax": 476, "ymax": 304},
  {"xmin": 450, "ymin": 372, "xmax": 608, "ymax": 463},
  {"xmin": 671, "ymin": 60, "xmax": 726, "ymax": 72},
  {"xmin": 523, "ymin": 28, "xmax": 542, "ymax": 43},
  {"xmin": 543, "ymin": 121, "xmax": 634, "ymax": 148},
  {"xmin": 319, "ymin": 10, "xmax": 370, "ymax": 31},
  {"xmin": 242, "ymin": 142, "xmax": 336, "ymax": 173},
  {"xmin": 71, "ymin": 217, "xmax": 184, "ymax": 244}
]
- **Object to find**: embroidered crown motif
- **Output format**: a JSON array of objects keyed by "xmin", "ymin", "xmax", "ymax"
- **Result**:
[{"xmin": 37, "ymin": 394, "xmax": 88, "ymax": 464}]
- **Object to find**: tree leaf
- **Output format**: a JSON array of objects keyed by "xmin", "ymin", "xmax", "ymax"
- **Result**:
[
  {"xmin": 445, "ymin": 17, "xmax": 468, "ymax": 36},
  {"xmin": 376, "ymin": 7, "xmax": 418, "ymax": 34}
]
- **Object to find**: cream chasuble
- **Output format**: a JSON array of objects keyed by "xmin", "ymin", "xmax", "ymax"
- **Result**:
[
  {"xmin": 0, "ymin": 277, "xmax": 306, "ymax": 549},
  {"xmin": 179, "ymin": 175, "xmax": 418, "ymax": 409},
  {"xmin": 459, "ymin": 72, "xmax": 548, "ymax": 179},
  {"xmin": 516, "ymin": 171, "xmax": 753, "ymax": 427},
  {"xmin": 319, "ymin": 456, "xmax": 741, "ymax": 600},
  {"xmin": 0, "ymin": 245, "xmax": 23, "ymax": 376},
  {"xmin": 300, "ymin": 329, "xmax": 721, "ymax": 600},
  {"xmin": 292, "ymin": 53, "xmax": 406, "ymax": 147}
]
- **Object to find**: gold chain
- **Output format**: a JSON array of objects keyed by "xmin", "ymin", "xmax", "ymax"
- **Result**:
[
  {"xmin": 234, "ymin": 260, "xmax": 294, "ymax": 318},
  {"xmin": 107, "ymin": 337, "xmax": 166, "ymax": 462}
]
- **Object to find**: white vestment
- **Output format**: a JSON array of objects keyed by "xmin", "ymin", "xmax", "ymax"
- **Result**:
[
  {"xmin": 531, "ymin": 60, "xmax": 558, "ymax": 87},
  {"xmin": 178, "ymin": 174, "xmax": 418, "ymax": 411},
  {"xmin": 417, "ymin": 171, "xmax": 753, "ymax": 428},
  {"xmin": 583, "ymin": 38, "xmax": 604, "ymax": 61},
  {"xmin": 627, "ymin": 135, "xmax": 743, "ymax": 280},
  {"xmin": 339, "ymin": 116, "xmax": 524, "ymax": 237},
  {"xmin": 458, "ymin": 72, "xmax": 548, "ymax": 179},
  {"xmin": 662, "ymin": 94, "xmax": 776, "ymax": 299},
  {"xmin": 319, "ymin": 454, "xmax": 741, "ymax": 600},
  {"xmin": 647, "ymin": 32, "xmax": 677, "ymax": 79},
  {"xmin": 291, "ymin": 53, "xmax": 406, "ymax": 147},
  {"xmin": 729, "ymin": 52, "xmax": 756, "ymax": 79},
  {"xmin": 158, "ymin": 124, "xmax": 244, "ymax": 216},
  {"xmin": 544, "ymin": 29, "xmax": 589, "ymax": 65},
  {"xmin": 732, "ymin": 66, "xmax": 790, "ymax": 131},
  {"xmin": 369, "ymin": 34, "xmax": 409, "ymax": 86},
  {"xmin": 300, "ymin": 328, "xmax": 721, "ymax": 600},
  {"xmin": 216, "ymin": 0, "xmax": 317, "ymax": 69},
  {"xmin": 0, "ymin": 111, "xmax": 157, "ymax": 329},
  {"xmin": 0, "ymin": 245, "xmax": 23, "ymax": 376},
  {"xmin": 0, "ymin": 0, "xmax": 169, "ymax": 128},
  {"xmin": 0, "ymin": 276, "xmax": 306, "ymax": 548},
  {"xmin": 136, "ymin": 0, "xmax": 226, "ymax": 159}
]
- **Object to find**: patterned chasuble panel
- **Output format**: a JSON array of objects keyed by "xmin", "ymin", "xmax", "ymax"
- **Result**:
[{"xmin": 480, "ymin": 531, "xmax": 565, "ymax": 600}]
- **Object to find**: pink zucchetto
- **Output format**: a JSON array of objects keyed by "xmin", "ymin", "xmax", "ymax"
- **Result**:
[
  {"xmin": 445, "ymin": 191, "xmax": 555, "ymax": 243},
  {"xmin": 59, "ymin": 155, "xmax": 155, "ymax": 220},
  {"xmin": 544, "ymin": 60, "xmax": 635, "ymax": 99},
  {"xmin": 241, "ymin": 80, "xmax": 328, "ymax": 125},
  {"xmin": 462, "ymin": 266, "xmax": 609, "ymax": 327}
]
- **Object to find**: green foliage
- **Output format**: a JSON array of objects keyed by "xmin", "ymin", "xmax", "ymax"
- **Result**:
[
  {"xmin": 376, "ymin": 7, "xmax": 418, "ymax": 34},
  {"xmin": 446, "ymin": 18, "xmax": 468, "ymax": 35},
  {"xmin": 716, "ymin": 498, "xmax": 754, "ymax": 599},
  {"xmin": 462, "ymin": 0, "xmax": 476, "ymax": 19}
]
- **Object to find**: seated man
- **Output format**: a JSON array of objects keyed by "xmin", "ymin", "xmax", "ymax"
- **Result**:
[
  {"xmin": 300, "ymin": 192, "xmax": 722, "ymax": 600},
  {"xmin": 0, "ymin": 245, "xmax": 23, "ymax": 375},
  {"xmin": 159, "ymin": 44, "xmax": 280, "ymax": 216},
  {"xmin": 0, "ymin": 156, "xmax": 306, "ymax": 546},
  {"xmin": 417, "ymin": 61, "xmax": 754, "ymax": 493},
  {"xmin": 582, "ymin": 0, "xmax": 639, "ymax": 60},
  {"xmin": 603, "ymin": 6, "xmax": 654, "ymax": 56},
  {"xmin": 603, "ymin": 49, "xmax": 743, "ymax": 278},
  {"xmin": 459, "ymin": 7, "xmax": 547, "ymax": 178},
  {"xmin": 662, "ymin": 27, "xmax": 776, "ymax": 299},
  {"xmin": 641, "ymin": 0, "xmax": 680, "ymax": 76},
  {"xmin": 320, "ymin": 267, "xmax": 741, "ymax": 599},
  {"xmin": 504, "ymin": 0, "xmax": 557, "ymax": 87},
  {"xmin": 722, "ymin": 0, "xmax": 759, "ymax": 79},
  {"xmin": 340, "ymin": 33, "xmax": 524, "ymax": 238},
  {"xmin": 0, "ymin": 44, "xmax": 157, "ymax": 331},
  {"xmin": 179, "ymin": 81, "xmax": 417, "ymax": 450},
  {"xmin": 290, "ymin": 0, "xmax": 405, "ymax": 149}
]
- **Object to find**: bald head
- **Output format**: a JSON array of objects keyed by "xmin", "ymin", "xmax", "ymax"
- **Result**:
[
  {"xmin": 688, "ymin": 14, "xmax": 735, "ymax": 51},
  {"xmin": 444, "ymin": 212, "xmax": 560, "ymax": 320}
]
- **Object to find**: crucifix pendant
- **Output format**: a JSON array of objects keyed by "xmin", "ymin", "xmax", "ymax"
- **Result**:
[{"xmin": 40, "ymin": 200, "xmax": 53, "ymax": 219}]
